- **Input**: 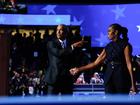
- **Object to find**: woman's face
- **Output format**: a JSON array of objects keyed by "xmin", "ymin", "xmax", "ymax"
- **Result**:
[{"xmin": 108, "ymin": 27, "xmax": 116, "ymax": 40}]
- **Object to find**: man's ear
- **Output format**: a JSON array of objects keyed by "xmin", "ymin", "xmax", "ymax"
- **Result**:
[{"xmin": 115, "ymin": 30, "xmax": 118, "ymax": 35}]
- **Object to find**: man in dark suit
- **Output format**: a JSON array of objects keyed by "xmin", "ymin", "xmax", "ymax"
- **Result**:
[{"xmin": 44, "ymin": 24, "xmax": 85, "ymax": 95}]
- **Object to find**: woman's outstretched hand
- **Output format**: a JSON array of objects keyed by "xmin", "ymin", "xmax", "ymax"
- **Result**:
[{"xmin": 69, "ymin": 67, "xmax": 79, "ymax": 75}]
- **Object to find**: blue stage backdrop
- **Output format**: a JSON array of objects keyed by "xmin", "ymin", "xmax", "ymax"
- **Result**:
[
  {"xmin": 27, "ymin": 4, "xmax": 140, "ymax": 55},
  {"xmin": 1, "ymin": 4, "xmax": 140, "ymax": 55}
]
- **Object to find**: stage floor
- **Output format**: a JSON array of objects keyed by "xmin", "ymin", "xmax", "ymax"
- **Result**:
[{"xmin": 0, "ymin": 93, "xmax": 140, "ymax": 105}]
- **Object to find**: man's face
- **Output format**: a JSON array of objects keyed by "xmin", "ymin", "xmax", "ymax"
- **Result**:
[{"xmin": 56, "ymin": 25, "xmax": 66, "ymax": 40}]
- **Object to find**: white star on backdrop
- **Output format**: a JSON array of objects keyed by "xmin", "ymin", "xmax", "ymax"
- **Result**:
[
  {"xmin": 42, "ymin": 5, "xmax": 57, "ymax": 15},
  {"xmin": 95, "ymin": 32, "xmax": 109, "ymax": 46},
  {"xmin": 0, "ymin": 15, "xmax": 5, "ymax": 24},
  {"xmin": 136, "ymin": 25, "xmax": 140, "ymax": 32},
  {"xmin": 111, "ymin": 5, "xmax": 125, "ymax": 20},
  {"xmin": 71, "ymin": 16, "xmax": 84, "ymax": 25}
]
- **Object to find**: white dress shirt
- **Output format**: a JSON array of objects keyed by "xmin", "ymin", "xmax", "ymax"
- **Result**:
[{"xmin": 59, "ymin": 39, "xmax": 66, "ymax": 48}]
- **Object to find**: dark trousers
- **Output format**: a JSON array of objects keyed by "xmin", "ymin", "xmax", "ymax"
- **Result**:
[{"xmin": 105, "ymin": 72, "xmax": 130, "ymax": 94}]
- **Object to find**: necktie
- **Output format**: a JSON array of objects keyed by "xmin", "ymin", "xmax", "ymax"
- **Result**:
[{"xmin": 61, "ymin": 41, "xmax": 65, "ymax": 48}]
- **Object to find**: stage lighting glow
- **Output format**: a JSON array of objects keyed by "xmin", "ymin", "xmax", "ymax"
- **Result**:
[{"xmin": 0, "ymin": 14, "xmax": 70, "ymax": 25}]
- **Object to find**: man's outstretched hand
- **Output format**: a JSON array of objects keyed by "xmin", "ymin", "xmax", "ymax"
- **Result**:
[{"xmin": 72, "ymin": 40, "xmax": 88, "ymax": 48}]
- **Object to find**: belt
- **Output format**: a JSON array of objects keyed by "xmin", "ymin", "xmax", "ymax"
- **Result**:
[{"xmin": 110, "ymin": 61, "xmax": 122, "ymax": 65}]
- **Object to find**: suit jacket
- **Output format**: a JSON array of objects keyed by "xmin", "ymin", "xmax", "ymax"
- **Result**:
[{"xmin": 44, "ymin": 38, "xmax": 75, "ymax": 85}]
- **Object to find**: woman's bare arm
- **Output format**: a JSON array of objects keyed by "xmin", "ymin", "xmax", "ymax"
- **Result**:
[
  {"xmin": 124, "ymin": 45, "xmax": 136, "ymax": 92},
  {"xmin": 70, "ymin": 49, "xmax": 106, "ymax": 75}
]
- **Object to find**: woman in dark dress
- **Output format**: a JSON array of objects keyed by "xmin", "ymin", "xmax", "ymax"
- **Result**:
[{"xmin": 70, "ymin": 23, "xmax": 136, "ymax": 94}]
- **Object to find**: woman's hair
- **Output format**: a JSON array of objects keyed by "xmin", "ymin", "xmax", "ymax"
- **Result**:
[
  {"xmin": 121, "ymin": 26, "xmax": 129, "ymax": 42},
  {"xmin": 109, "ymin": 23, "xmax": 129, "ymax": 42}
]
